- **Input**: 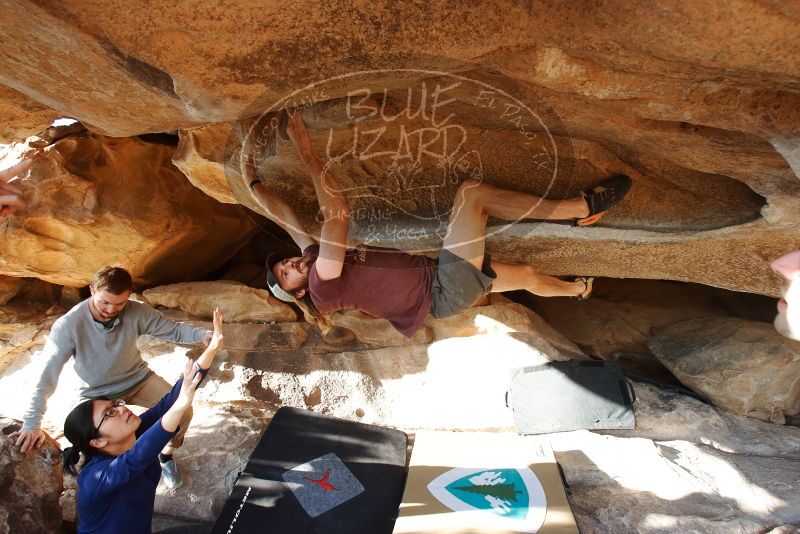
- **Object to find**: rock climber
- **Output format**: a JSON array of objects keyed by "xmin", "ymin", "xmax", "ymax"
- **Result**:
[{"xmin": 245, "ymin": 109, "xmax": 632, "ymax": 337}]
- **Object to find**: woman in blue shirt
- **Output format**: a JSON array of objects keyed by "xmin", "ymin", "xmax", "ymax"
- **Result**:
[{"xmin": 62, "ymin": 308, "xmax": 224, "ymax": 534}]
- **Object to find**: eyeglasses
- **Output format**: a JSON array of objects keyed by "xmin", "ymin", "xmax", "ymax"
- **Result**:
[{"xmin": 93, "ymin": 399, "xmax": 126, "ymax": 436}]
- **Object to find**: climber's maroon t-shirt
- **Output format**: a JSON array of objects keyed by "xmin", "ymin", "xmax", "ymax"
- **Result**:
[{"xmin": 305, "ymin": 244, "xmax": 436, "ymax": 337}]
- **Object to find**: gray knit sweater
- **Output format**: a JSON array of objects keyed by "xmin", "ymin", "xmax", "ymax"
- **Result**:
[{"xmin": 22, "ymin": 298, "xmax": 206, "ymax": 429}]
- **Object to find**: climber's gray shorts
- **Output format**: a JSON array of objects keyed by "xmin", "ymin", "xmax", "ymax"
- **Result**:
[{"xmin": 430, "ymin": 249, "xmax": 497, "ymax": 319}]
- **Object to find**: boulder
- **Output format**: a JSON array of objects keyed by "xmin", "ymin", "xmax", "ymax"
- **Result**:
[
  {"xmin": 552, "ymin": 429, "xmax": 800, "ymax": 533},
  {"xmin": 108, "ymin": 330, "xmax": 800, "ymax": 530},
  {"xmin": 26, "ymin": 121, "xmax": 88, "ymax": 149},
  {"xmin": 650, "ymin": 317, "xmax": 800, "ymax": 423},
  {"xmin": 0, "ymin": 417, "xmax": 63, "ymax": 533},
  {"xmin": 552, "ymin": 383, "xmax": 800, "ymax": 533},
  {"xmin": 3, "ymin": 288, "xmax": 800, "ymax": 531},
  {"xmin": 179, "ymin": 93, "xmax": 796, "ymax": 298},
  {"xmin": 332, "ymin": 294, "xmax": 585, "ymax": 358},
  {"xmin": 59, "ymin": 287, "xmax": 83, "ymax": 309},
  {"xmin": 0, "ymin": 132, "xmax": 257, "ymax": 287},
  {"xmin": 143, "ymin": 281, "xmax": 296, "ymax": 323},
  {"xmin": 0, "ymin": 1, "xmax": 797, "ymax": 297},
  {"xmin": 0, "ymin": 85, "xmax": 58, "ymax": 143},
  {"xmin": 611, "ymin": 381, "xmax": 800, "ymax": 459},
  {"xmin": 518, "ymin": 278, "xmax": 779, "ymax": 379},
  {"xmin": 172, "ymin": 123, "xmax": 238, "ymax": 204},
  {"xmin": 1, "ymin": 1, "xmax": 797, "ymax": 137},
  {"xmin": 220, "ymin": 300, "xmax": 587, "ymax": 432},
  {"xmin": 150, "ymin": 408, "xmax": 267, "ymax": 522},
  {"xmin": 0, "ymin": 300, "xmax": 59, "ymax": 375}
]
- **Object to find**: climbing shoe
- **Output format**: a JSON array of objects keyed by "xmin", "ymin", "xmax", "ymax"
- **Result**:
[
  {"xmin": 574, "ymin": 174, "xmax": 632, "ymax": 227},
  {"xmin": 573, "ymin": 276, "xmax": 594, "ymax": 300}
]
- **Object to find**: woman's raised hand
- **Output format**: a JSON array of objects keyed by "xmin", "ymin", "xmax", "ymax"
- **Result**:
[
  {"xmin": 161, "ymin": 358, "xmax": 203, "ymax": 433},
  {"xmin": 208, "ymin": 307, "xmax": 224, "ymax": 350},
  {"xmin": 177, "ymin": 358, "xmax": 203, "ymax": 407},
  {"xmin": 196, "ymin": 307, "xmax": 224, "ymax": 370}
]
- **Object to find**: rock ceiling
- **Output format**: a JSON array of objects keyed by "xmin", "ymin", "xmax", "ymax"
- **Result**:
[{"xmin": 0, "ymin": 1, "xmax": 797, "ymax": 294}]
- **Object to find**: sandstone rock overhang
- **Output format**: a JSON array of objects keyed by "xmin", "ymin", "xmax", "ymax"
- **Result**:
[{"xmin": 0, "ymin": 1, "xmax": 797, "ymax": 297}]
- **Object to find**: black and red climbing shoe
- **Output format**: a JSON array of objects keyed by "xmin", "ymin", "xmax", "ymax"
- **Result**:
[{"xmin": 574, "ymin": 174, "xmax": 632, "ymax": 227}]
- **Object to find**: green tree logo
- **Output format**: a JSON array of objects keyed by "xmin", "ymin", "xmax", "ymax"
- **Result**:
[{"xmin": 452, "ymin": 482, "xmax": 522, "ymax": 502}]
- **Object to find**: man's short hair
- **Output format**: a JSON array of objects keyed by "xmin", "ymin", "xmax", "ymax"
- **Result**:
[{"xmin": 91, "ymin": 266, "xmax": 133, "ymax": 294}]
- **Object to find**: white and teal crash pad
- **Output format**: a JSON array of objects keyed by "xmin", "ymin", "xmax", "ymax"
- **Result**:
[{"xmin": 394, "ymin": 431, "xmax": 577, "ymax": 534}]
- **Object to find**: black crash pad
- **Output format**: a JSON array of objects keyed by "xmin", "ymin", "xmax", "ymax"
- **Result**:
[{"xmin": 210, "ymin": 407, "xmax": 408, "ymax": 534}]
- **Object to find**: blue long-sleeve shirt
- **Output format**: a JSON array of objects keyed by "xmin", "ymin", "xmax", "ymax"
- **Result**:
[{"xmin": 76, "ymin": 369, "xmax": 207, "ymax": 534}]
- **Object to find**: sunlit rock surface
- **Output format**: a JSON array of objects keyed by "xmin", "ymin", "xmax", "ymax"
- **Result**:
[
  {"xmin": 518, "ymin": 278, "xmax": 781, "ymax": 381},
  {"xmin": 1, "ymin": 1, "xmax": 798, "ymax": 136},
  {"xmin": 650, "ymin": 317, "xmax": 800, "ymax": 424},
  {"xmin": 1, "ymin": 294, "xmax": 799, "ymax": 531},
  {"xmin": 0, "ymin": 300, "xmax": 59, "ymax": 375},
  {"xmin": 0, "ymin": 85, "xmax": 59, "ymax": 144},
  {"xmin": 142, "ymin": 280, "xmax": 297, "ymax": 323},
  {"xmin": 0, "ymin": 132, "xmax": 256, "ymax": 287},
  {"xmin": 0, "ymin": 1, "xmax": 797, "ymax": 296},
  {"xmin": 172, "ymin": 122, "xmax": 238, "ymax": 204},
  {"xmin": 0, "ymin": 2, "xmax": 799, "ymax": 531},
  {"xmin": 558, "ymin": 384, "xmax": 800, "ymax": 532},
  {"xmin": 205, "ymin": 99, "xmax": 796, "ymax": 297}
]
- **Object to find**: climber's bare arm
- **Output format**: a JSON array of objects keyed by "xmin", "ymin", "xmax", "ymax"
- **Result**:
[
  {"xmin": 244, "ymin": 157, "xmax": 316, "ymax": 251},
  {"xmin": 286, "ymin": 110, "xmax": 347, "ymax": 281}
]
